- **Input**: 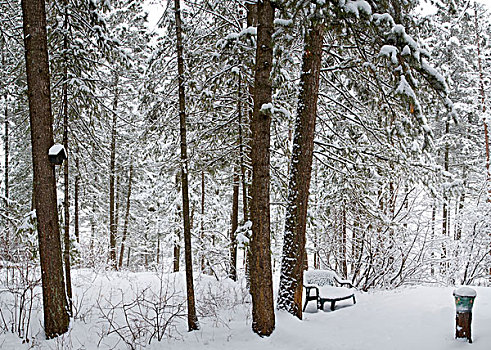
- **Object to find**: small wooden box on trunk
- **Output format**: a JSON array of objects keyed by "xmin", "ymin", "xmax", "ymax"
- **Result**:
[{"xmin": 48, "ymin": 144, "xmax": 67, "ymax": 165}]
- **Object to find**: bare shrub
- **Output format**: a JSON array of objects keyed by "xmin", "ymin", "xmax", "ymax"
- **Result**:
[
  {"xmin": 0, "ymin": 259, "xmax": 41, "ymax": 343},
  {"xmin": 96, "ymin": 273, "xmax": 186, "ymax": 349},
  {"xmin": 195, "ymin": 275, "xmax": 251, "ymax": 327}
]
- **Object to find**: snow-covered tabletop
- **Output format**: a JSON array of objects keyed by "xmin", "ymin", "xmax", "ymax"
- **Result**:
[{"xmin": 318, "ymin": 286, "xmax": 354, "ymax": 299}]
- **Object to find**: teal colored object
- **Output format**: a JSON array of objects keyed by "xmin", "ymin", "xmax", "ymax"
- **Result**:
[{"xmin": 453, "ymin": 287, "xmax": 477, "ymax": 313}]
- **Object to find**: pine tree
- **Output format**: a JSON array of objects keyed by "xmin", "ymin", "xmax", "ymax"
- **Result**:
[
  {"xmin": 21, "ymin": 0, "xmax": 69, "ymax": 338},
  {"xmin": 278, "ymin": 9, "xmax": 325, "ymax": 319},
  {"xmin": 249, "ymin": 0, "xmax": 275, "ymax": 337},
  {"xmin": 174, "ymin": 0, "xmax": 199, "ymax": 332}
]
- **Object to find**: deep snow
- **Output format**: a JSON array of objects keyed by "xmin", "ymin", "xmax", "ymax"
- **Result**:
[{"xmin": 1, "ymin": 269, "xmax": 490, "ymax": 349}]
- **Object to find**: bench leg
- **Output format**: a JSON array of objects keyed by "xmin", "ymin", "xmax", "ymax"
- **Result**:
[
  {"xmin": 353, "ymin": 295, "xmax": 356, "ymax": 305},
  {"xmin": 330, "ymin": 301, "xmax": 336, "ymax": 311},
  {"xmin": 303, "ymin": 299, "xmax": 309, "ymax": 312}
]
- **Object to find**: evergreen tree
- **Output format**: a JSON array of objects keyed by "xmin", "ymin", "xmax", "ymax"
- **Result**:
[{"xmin": 21, "ymin": 0, "xmax": 69, "ymax": 338}]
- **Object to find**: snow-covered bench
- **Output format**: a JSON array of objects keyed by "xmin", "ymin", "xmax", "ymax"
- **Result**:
[{"xmin": 303, "ymin": 270, "xmax": 356, "ymax": 311}]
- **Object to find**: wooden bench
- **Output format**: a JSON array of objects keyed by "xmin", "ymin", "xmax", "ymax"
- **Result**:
[{"xmin": 303, "ymin": 270, "xmax": 356, "ymax": 311}]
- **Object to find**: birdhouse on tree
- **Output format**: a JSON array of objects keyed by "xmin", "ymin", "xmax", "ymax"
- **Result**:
[{"xmin": 48, "ymin": 144, "xmax": 67, "ymax": 165}]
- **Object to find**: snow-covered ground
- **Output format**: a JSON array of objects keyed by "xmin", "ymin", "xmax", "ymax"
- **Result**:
[{"xmin": 1, "ymin": 269, "xmax": 490, "ymax": 349}]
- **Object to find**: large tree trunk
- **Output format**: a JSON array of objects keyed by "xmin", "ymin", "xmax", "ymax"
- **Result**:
[
  {"xmin": 174, "ymin": 0, "xmax": 199, "ymax": 332},
  {"xmin": 21, "ymin": 0, "xmax": 69, "ymax": 337},
  {"xmin": 108, "ymin": 75, "xmax": 118, "ymax": 269},
  {"xmin": 62, "ymin": 3, "xmax": 72, "ymax": 314},
  {"xmin": 249, "ymin": 0, "xmax": 275, "ymax": 336},
  {"xmin": 118, "ymin": 164, "xmax": 133, "ymax": 269},
  {"xmin": 277, "ymin": 21, "xmax": 324, "ymax": 320}
]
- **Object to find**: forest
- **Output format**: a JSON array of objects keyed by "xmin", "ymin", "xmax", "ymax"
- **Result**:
[{"xmin": 0, "ymin": 0, "xmax": 490, "ymax": 348}]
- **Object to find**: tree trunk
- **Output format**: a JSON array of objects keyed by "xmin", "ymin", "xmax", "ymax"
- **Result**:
[
  {"xmin": 108, "ymin": 75, "xmax": 118, "ymax": 269},
  {"xmin": 156, "ymin": 233, "xmax": 160, "ymax": 265},
  {"xmin": 455, "ymin": 169, "xmax": 466, "ymax": 241},
  {"xmin": 249, "ymin": 0, "xmax": 275, "ymax": 336},
  {"xmin": 174, "ymin": 0, "xmax": 199, "ymax": 332},
  {"xmin": 21, "ymin": 0, "xmax": 69, "ymax": 337},
  {"xmin": 173, "ymin": 241, "xmax": 180, "ymax": 272},
  {"xmin": 118, "ymin": 164, "xmax": 133, "ymax": 269},
  {"xmin": 3, "ymin": 101, "xmax": 7, "ymax": 206},
  {"xmin": 441, "ymin": 120, "xmax": 450, "ymax": 272},
  {"xmin": 2, "ymin": 43, "xmax": 9, "ymax": 254},
  {"xmin": 431, "ymin": 203, "xmax": 436, "ymax": 276},
  {"xmin": 229, "ymin": 76, "xmax": 243, "ymax": 281},
  {"xmin": 126, "ymin": 246, "xmax": 131, "ymax": 267},
  {"xmin": 341, "ymin": 203, "xmax": 348, "ymax": 278},
  {"xmin": 230, "ymin": 169, "xmax": 239, "ymax": 281},
  {"xmin": 115, "ymin": 173, "xmax": 120, "ymax": 258},
  {"xmin": 174, "ymin": 174, "xmax": 181, "ymax": 272},
  {"xmin": 277, "ymin": 21, "xmax": 324, "ymax": 320},
  {"xmin": 62, "ymin": 2, "xmax": 72, "ymax": 314},
  {"xmin": 242, "ymin": 1, "xmax": 257, "ymax": 288},
  {"xmin": 474, "ymin": 3, "xmax": 491, "ymax": 276},
  {"xmin": 200, "ymin": 171, "xmax": 206, "ymax": 272},
  {"xmin": 90, "ymin": 173, "xmax": 96, "ymax": 263},
  {"xmin": 474, "ymin": 3, "xmax": 490, "ymax": 203},
  {"xmin": 74, "ymin": 158, "xmax": 79, "ymax": 243}
]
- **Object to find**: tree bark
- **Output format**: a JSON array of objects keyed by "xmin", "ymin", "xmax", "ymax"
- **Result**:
[
  {"xmin": 277, "ymin": 21, "xmax": 324, "ymax": 320},
  {"xmin": 249, "ymin": 0, "xmax": 275, "ymax": 336},
  {"xmin": 118, "ymin": 164, "xmax": 133, "ymax": 269},
  {"xmin": 174, "ymin": 0, "xmax": 199, "ymax": 331},
  {"xmin": 62, "ymin": 3, "xmax": 72, "ymax": 314},
  {"xmin": 21, "ymin": 0, "xmax": 69, "ymax": 337}
]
